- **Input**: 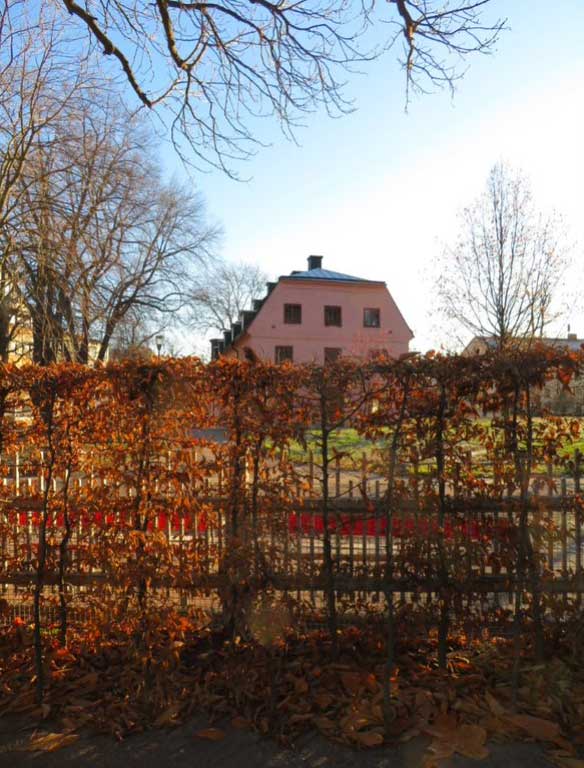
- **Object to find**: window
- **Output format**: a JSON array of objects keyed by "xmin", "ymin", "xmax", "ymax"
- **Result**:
[
  {"xmin": 275, "ymin": 345, "xmax": 293, "ymax": 363},
  {"xmin": 324, "ymin": 347, "xmax": 342, "ymax": 363},
  {"xmin": 363, "ymin": 308, "xmax": 380, "ymax": 328},
  {"xmin": 284, "ymin": 303, "xmax": 302, "ymax": 324},
  {"xmin": 324, "ymin": 305, "xmax": 342, "ymax": 326}
]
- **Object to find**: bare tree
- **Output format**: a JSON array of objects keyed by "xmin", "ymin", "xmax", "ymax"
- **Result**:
[
  {"xmin": 6, "ymin": 98, "xmax": 220, "ymax": 364},
  {"xmin": 436, "ymin": 162, "xmax": 567, "ymax": 351},
  {"xmin": 189, "ymin": 261, "xmax": 267, "ymax": 334},
  {"xmin": 0, "ymin": 1, "xmax": 98, "ymax": 360},
  {"xmin": 29, "ymin": 0, "xmax": 506, "ymax": 173}
]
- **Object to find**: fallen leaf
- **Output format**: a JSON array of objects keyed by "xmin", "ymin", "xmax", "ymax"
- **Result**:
[
  {"xmin": 399, "ymin": 727, "xmax": 420, "ymax": 742},
  {"xmin": 313, "ymin": 716, "xmax": 335, "ymax": 732},
  {"xmin": 315, "ymin": 692, "xmax": 334, "ymax": 709},
  {"xmin": 341, "ymin": 671, "xmax": 362, "ymax": 695},
  {"xmin": 485, "ymin": 691, "xmax": 506, "ymax": 718},
  {"xmin": 154, "ymin": 703, "xmax": 180, "ymax": 727},
  {"xmin": 195, "ymin": 727, "xmax": 225, "ymax": 741},
  {"xmin": 456, "ymin": 724, "xmax": 489, "ymax": 760},
  {"xmin": 510, "ymin": 714, "xmax": 564, "ymax": 746},
  {"xmin": 351, "ymin": 730, "xmax": 383, "ymax": 747},
  {"xmin": 427, "ymin": 739, "xmax": 455, "ymax": 760},
  {"xmin": 423, "ymin": 712, "xmax": 458, "ymax": 740},
  {"xmin": 23, "ymin": 732, "xmax": 79, "ymax": 753},
  {"xmin": 231, "ymin": 716, "xmax": 250, "ymax": 729}
]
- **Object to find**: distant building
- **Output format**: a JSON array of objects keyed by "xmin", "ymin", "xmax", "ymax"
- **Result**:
[
  {"xmin": 463, "ymin": 334, "xmax": 584, "ymax": 415},
  {"xmin": 3, "ymin": 301, "xmax": 106, "ymax": 365},
  {"xmin": 463, "ymin": 334, "xmax": 584, "ymax": 356},
  {"xmin": 210, "ymin": 255, "xmax": 413, "ymax": 364}
]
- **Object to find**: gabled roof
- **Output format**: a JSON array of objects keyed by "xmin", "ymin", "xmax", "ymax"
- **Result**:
[{"xmin": 282, "ymin": 267, "xmax": 382, "ymax": 284}]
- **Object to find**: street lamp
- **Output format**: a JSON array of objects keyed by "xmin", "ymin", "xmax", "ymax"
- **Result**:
[{"xmin": 155, "ymin": 334, "xmax": 164, "ymax": 356}]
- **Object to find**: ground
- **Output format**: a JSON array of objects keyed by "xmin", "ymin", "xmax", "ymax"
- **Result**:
[{"xmin": 0, "ymin": 717, "xmax": 562, "ymax": 768}]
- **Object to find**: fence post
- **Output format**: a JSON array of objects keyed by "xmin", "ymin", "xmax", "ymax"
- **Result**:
[{"xmin": 15, "ymin": 451, "xmax": 20, "ymax": 497}]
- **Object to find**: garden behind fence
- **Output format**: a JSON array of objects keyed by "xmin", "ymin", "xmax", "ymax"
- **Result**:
[{"xmin": 2, "ymin": 347, "xmax": 584, "ymax": 707}]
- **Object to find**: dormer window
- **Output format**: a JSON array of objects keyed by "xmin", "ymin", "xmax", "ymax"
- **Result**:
[{"xmin": 284, "ymin": 303, "xmax": 302, "ymax": 324}]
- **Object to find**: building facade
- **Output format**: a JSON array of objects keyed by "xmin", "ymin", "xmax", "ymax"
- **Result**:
[
  {"xmin": 463, "ymin": 334, "xmax": 584, "ymax": 415},
  {"xmin": 211, "ymin": 256, "xmax": 413, "ymax": 364}
]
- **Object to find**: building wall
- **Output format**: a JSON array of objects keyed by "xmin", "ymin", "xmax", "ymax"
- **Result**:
[
  {"xmin": 6, "ymin": 325, "xmax": 106, "ymax": 365},
  {"xmin": 230, "ymin": 278, "xmax": 412, "ymax": 363}
]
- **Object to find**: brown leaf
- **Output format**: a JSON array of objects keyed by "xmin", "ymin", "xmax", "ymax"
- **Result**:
[
  {"xmin": 341, "ymin": 671, "xmax": 362, "ymax": 695},
  {"xmin": 24, "ymin": 732, "xmax": 79, "ymax": 753},
  {"xmin": 423, "ymin": 712, "xmax": 458, "ymax": 740},
  {"xmin": 195, "ymin": 727, "xmax": 225, "ymax": 741},
  {"xmin": 231, "ymin": 716, "xmax": 250, "ymax": 729},
  {"xmin": 485, "ymin": 691, "xmax": 506, "ymax": 718},
  {"xmin": 315, "ymin": 692, "xmax": 334, "ymax": 709},
  {"xmin": 154, "ymin": 703, "xmax": 180, "ymax": 727},
  {"xmin": 313, "ymin": 716, "xmax": 335, "ymax": 732},
  {"xmin": 351, "ymin": 730, "xmax": 384, "ymax": 747},
  {"xmin": 428, "ymin": 739, "xmax": 455, "ymax": 760},
  {"xmin": 510, "ymin": 714, "xmax": 564, "ymax": 746},
  {"xmin": 456, "ymin": 724, "xmax": 489, "ymax": 760}
]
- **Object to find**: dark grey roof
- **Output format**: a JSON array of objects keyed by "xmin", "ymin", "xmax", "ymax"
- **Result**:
[
  {"xmin": 472, "ymin": 336, "xmax": 584, "ymax": 352},
  {"xmin": 542, "ymin": 338, "xmax": 584, "ymax": 351},
  {"xmin": 282, "ymin": 268, "xmax": 381, "ymax": 283}
]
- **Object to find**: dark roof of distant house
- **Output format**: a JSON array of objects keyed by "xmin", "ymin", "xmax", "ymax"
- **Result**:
[
  {"xmin": 282, "ymin": 267, "xmax": 382, "ymax": 284},
  {"xmin": 468, "ymin": 335, "xmax": 584, "ymax": 353}
]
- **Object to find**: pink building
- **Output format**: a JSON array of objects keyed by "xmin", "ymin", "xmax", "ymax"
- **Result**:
[{"xmin": 210, "ymin": 256, "xmax": 413, "ymax": 363}]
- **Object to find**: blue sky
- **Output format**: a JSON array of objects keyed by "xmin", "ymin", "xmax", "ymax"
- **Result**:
[{"xmin": 162, "ymin": 0, "xmax": 584, "ymax": 354}]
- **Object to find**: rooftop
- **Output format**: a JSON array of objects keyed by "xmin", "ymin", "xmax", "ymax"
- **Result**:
[
  {"xmin": 284, "ymin": 267, "xmax": 381, "ymax": 283},
  {"xmin": 470, "ymin": 335, "xmax": 584, "ymax": 352},
  {"xmin": 282, "ymin": 255, "xmax": 382, "ymax": 284}
]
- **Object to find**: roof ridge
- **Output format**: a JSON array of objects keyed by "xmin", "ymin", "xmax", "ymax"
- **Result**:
[{"xmin": 281, "ymin": 267, "xmax": 381, "ymax": 283}]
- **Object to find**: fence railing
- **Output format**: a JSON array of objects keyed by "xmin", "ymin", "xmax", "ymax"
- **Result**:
[{"xmin": 2, "ymin": 472, "xmax": 583, "ymax": 605}]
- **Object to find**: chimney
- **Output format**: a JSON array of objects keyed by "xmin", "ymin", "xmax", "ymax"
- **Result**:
[
  {"xmin": 307, "ymin": 255, "xmax": 323, "ymax": 271},
  {"xmin": 568, "ymin": 332, "xmax": 578, "ymax": 340}
]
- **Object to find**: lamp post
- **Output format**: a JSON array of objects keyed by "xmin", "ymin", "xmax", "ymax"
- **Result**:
[{"xmin": 155, "ymin": 334, "xmax": 164, "ymax": 356}]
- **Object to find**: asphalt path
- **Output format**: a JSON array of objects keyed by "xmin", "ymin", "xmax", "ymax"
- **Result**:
[{"xmin": 0, "ymin": 717, "xmax": 560, "ymax": 768}]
